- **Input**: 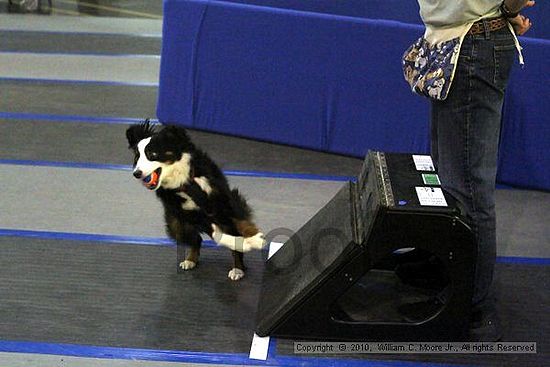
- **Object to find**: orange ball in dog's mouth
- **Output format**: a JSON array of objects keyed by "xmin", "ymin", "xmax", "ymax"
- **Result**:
[{"xmin": 142, "ymin": 168, "xmax": 161, "ymax": 190}]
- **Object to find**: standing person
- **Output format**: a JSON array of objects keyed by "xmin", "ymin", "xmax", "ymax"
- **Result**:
[{"xmin": 401, "ymin": 1, "xmax": 535, "ymax": 341}]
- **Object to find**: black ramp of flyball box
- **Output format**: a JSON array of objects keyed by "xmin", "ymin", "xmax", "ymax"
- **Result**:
[{"xmin": 255, "ymin": 182, "xmax": 357, "ymax": 336}]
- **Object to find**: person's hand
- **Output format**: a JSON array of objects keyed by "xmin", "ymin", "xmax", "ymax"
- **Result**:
[
  {"xmin": 504, "ymin": 0, "xmax": 535, "ymax": 12},
  {"xmin": 520, "ymin": 1, "xmax": 536, "ymax": 11},
  {"xmin": 509, "ymin": 14, "xmax": 532, "ymax": 35},
  {"xmin": 506, "ymin": 1, "xmax": 535, "ymax": 36}
]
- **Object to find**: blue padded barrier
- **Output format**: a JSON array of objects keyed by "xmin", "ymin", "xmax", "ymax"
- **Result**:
[
  {"xmin": 498, "ymin": 37, "xmax": 550, "ymax": 190},
  {"xmin": 158, "ymin": 0, "xmax": 549, "ymax": 190}
]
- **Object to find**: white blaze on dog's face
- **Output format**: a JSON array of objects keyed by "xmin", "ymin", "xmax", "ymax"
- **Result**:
[{"xmin": 134, "ymin": 137, "xmax": 192, "ymax": 191}]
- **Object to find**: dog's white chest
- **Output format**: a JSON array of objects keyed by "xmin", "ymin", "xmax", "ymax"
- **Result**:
[{"xmin": 161, "ymin": 153, "xmax": 193, "ymax": 190}]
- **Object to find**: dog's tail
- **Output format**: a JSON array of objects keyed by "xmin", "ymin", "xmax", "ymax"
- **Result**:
[
  {"xmin": 229, "ymin": 188, "xmax": 253, "ymax": 220},
  {"xmin": 230, "ymin": 188, "xmax": 262, "ymax": 238}
]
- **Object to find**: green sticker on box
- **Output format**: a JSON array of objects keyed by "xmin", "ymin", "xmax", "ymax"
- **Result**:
[{"xmin": 422, "ymin": 173, "xmax": 441, "ymax": 185}]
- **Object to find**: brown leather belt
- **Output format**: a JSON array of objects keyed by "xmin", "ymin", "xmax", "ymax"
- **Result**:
[{"xmin": 468, "ymin": 17, "xmax": 508, "ymax": 35}]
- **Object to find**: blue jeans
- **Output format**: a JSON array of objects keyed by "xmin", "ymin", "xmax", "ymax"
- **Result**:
[{"xmin": 430, "ymin": 25, "xmax": 516, "ymax": 311}]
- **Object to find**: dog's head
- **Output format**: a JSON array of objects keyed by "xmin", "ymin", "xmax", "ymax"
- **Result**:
[{"xmin": 126, "ymin": 120, "xmax": 195, "ymax": 191}]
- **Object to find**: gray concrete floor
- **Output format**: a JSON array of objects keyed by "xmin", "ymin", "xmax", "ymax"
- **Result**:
[{"xmin": 0, "ymin": 3, "xmax": 548, "ymax": 367}]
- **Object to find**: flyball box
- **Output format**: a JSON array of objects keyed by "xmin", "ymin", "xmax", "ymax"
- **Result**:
[{"xmin": 256, "ymin": 151, "xmax": 475, "ymax": 341}]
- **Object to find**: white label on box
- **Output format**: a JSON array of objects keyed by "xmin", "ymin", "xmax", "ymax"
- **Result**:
[
  {"xmin": 412, "ymin": 155, "xmax": 435, "ymax": 171},
  {"xmin": 415, "ymin": 187, "xmax": 448, "ymax": 207}
]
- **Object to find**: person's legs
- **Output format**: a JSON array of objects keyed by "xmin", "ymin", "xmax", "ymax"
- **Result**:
[{"xmin": 431, "ymin": 27, "xmax": 516, "ymax": 339}]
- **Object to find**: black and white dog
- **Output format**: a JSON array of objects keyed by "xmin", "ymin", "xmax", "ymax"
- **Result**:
[{"xmin": 126, "ymin": 121, "xmax": 265, "ymax": 280}]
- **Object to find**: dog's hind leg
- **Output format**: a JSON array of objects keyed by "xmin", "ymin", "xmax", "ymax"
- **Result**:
[{"xmin": 228, "ymin": 251, "xmax": 245, "ymax": 281}]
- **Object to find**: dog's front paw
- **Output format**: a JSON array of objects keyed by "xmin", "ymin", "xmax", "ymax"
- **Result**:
[
  {"xmin": 243, "ymin": 232, "xmax": 267, "ymax": 251},
  {"xmin": 179, "ymin": 260, "xmax": 197, "ymax": 270},
  {"xmin": 228, "ymin": 268, "xmax": 245, "ymax": 281}
]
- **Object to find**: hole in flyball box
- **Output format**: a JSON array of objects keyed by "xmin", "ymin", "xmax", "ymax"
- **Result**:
[{"xmin": 332, "ymin": 248, "xmax": 450, "ymax": 323}]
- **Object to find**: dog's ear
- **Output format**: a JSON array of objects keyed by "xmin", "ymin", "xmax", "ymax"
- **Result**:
[
  {"xmin": 126, "ymin": 119, "xmax": 156, "ymax": 148},
  {"xmin": 163, "ymin": 125, "xmax": 192, "ymax": 145}
]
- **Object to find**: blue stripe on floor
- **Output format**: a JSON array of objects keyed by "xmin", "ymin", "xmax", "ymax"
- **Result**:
[
  {"xmin": 0, "ymin": 228, "xmax": 219, "ymax": 249},
  {"xmin": 496, "ymin": 256, "xmax": 550, "ymax": 266},
  {"xmin": 0, "ymin": 158, "xmax": 355, "ymax": 182},
  {"xmin": 0, "ymin": 339, "xmax": 474, "ymax": 367},
  {"xmin": 221, "ymin": 169, "xmax": 354, "ymax": 182},
  {"xmin": 0, "ymin": 228, "xmax": 548, "ymax": 266},
  {"xmin": 0, "ymin": 228, "xmax": 176, "ymax": 247}
]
